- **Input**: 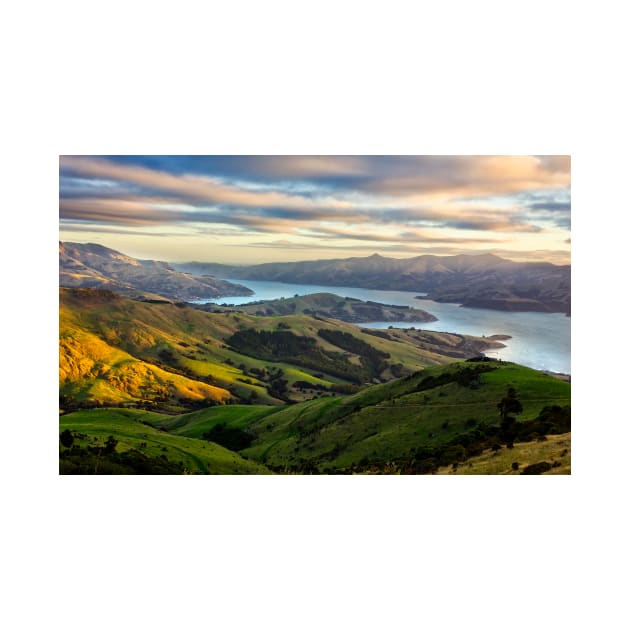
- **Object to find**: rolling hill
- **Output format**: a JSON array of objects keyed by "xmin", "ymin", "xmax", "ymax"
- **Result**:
[
  {"xmin": 59, "ymin": 287, "xmax": 506, "ymax": 411},
  {"xmin": 59, "ymin": 408, "xmax": 270, "ymax": 474},
  {"xmin": 60, "ymin": 360, "xmax": 570, "ymax": 474},
  {"xmin": 59, "ymin": 287, "xmax": 570, "ymax": 475},
  {"xmin": 236, "ymin": 360, "xmax": 571, "ymax": 472}
]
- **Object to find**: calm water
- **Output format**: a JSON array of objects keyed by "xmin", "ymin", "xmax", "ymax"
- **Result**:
[{"xmin": 199, "ymin": 279, "xmax": 571, "ymax": 374}]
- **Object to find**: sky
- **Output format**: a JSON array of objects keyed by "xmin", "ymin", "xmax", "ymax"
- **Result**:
[{"xmin": 59, "ymin": 155, "xmax": 571, "ymax": 265}]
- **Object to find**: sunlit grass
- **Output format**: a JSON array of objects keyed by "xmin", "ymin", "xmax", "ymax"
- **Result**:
[
  {"xmin": 60, "ymin": 408, "xmax": 271, "ymax": 474},
  {"xmin": 437, "ymin": 433, "xmax": 571, "ymax": 475}
]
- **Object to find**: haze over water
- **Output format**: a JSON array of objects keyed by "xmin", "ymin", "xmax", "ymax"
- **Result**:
[{"xmin": 198, "ymin": 279, "xmax": 571, "ymax": 375}]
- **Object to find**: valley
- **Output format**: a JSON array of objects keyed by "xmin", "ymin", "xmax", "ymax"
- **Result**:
[
  {"xmin": 59, "ymin": 246, "xmax": 571, "ymax": 475},
  {"xmin": 59, "ymin": 287, "xmax": 504, "ymax": 412}
]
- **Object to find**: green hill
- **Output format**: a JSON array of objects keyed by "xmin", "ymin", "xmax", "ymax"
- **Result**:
[
  {"xmin": 59, "ymin": 408, "xmax": 270, "ymax": 474},
  {"xmin": 60, "ymin": 360, "xmax": 570, "ymax": 474},
  {"xmin": 60, "ymin": 288, "xmax": 504, "ymax": 411},
  {"xmin": 236, "ymin": 360, "xmax": 570, "ymax": 472},
  {"xmin": 59, "ymin": 289, "xmax": 570, "ymax": 475},
  {"xmin": 139, "ymin": 359, "xmax": 570, "ymax": 474}
]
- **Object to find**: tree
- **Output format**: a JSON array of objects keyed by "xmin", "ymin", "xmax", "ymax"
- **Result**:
[
  {"xmin": 104, "ymin": 435, "xmax": 118, "ymax": 454},
  {"xmin": 60, "ymin": 429, "xmax": 74, "ymax": 449},
  {"xmin": 498, "ymin": 387, "xmax": 523, "ymax": 422},
  {"xmin": 498, "ymin": 387, "xmax": 523, "ymax": 447}
]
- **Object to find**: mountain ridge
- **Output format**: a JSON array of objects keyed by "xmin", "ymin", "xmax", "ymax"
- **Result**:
[
  {"xmin": 60, "ymin": 241, "xmax": 253, "ymax": 300},
  {"xmin": 174, "ymin": 252, "xmax": 570, "ymax": 314}
]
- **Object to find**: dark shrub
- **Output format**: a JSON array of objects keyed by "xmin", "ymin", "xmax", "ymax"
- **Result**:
[
  {"xmin": 521, "ymin": 461, "xmax": 552, "ymax": 475},
  {"xmin": 60, "ymin": 429, "xmax": 74, "ymax": 448},
  {"xmin": 202, "ymin": 423, "xmax": 254, "ymax": 451}
]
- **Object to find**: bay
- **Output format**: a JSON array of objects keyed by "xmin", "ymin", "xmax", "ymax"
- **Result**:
[{"xmin": 197, "ymin": 279, "xmax": 571, "ymax": 375}]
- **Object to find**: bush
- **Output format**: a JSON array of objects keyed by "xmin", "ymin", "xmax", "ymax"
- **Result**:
[
  {"xmin": 202, "ymin": 423, "xmax": 254, "ymax": 451},
  {"xmin": 521, "ymin": 461, "xmax": 552, "ymax": 475},
  {"xmin": 60, "ymin": 429, "xmax": 74, "ymax": 448}
]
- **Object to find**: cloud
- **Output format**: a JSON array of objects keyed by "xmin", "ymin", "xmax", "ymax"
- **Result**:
[
  {"xmin": 95, "ymin": 155, "xmax": 368, "ymax": 180},
  {"xmin": 302, "ymin": 224, "xmax": 504, "ymax": 245},
  {"xmin": 59, "ymin": 155, "xmax": 571, "ymax": 263},
  {"xmin": 60, "ymin": 156, "xmax": 361, "ymax": 216},
  {"xmin": 60, "ymin": 155, "xmax": 570, "ymax": 210},
  {"xmin": 536, "ymin": 156, "xmax": 571, "ymax": 173},
  {"xmin": 59, "ymin": 222, "xmax": 193, "ymax": 239},
  {"xmin": 354, "ymin": 156, "xmax": 570, "ymax": 198},
  {"xmin": 448, "ymin": 220, "xmax": 542, "ymax": 233},
  {"xmin": 60, "ymin": 192, "xmax": 540, "ymax": 239},
  {"xmin": 528, "ymin": 201, "xmax": 571, "ymax": 212},
  {"xmin": 60, "ymin": 198, "xmax": 173, "ymax": 226}
]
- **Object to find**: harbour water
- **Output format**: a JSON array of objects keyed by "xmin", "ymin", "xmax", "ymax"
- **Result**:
[{"xmin": 197, "ymin": 279, "xmax": 571, "ymax": 375}]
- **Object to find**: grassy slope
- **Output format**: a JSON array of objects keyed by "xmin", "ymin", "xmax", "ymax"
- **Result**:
[
  {"xmin": 60, "ymin": 288, "xmax": 501, "ymax": 410},
  {"xmin": 436, "ymin": 433, "xmax": 571, "ymax": 475},
  {"xmin": 60, "ymin": 408, "xmax": 270, "ymax": 474},
  {"xmin": 240, "ymin": 361, "xmax": 570, "ymax": 470},
  {"xmin": 59, "ymin": 327, "xmax": 232, "ymax": 408},
  {"xmin": 60, "ymin": 360, "xmax": 570, "ymax": 474},
  {"xmin": 152, "ymin": 405, "xmax": 281, "ymax": 438}
]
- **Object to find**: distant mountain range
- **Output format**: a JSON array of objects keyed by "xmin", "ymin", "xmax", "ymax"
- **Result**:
[
  {"xmin": 59, "ymin": 242, "xmax": 253, "ymax": 300},
  {"xmin": 174, "ymin": 253, "xmax": 571, "ymax": 315}
]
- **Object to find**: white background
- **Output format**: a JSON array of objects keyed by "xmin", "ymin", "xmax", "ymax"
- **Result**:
[{"xmin": 2, "ymin": 1, "xmax": 629, "ymax": 629}]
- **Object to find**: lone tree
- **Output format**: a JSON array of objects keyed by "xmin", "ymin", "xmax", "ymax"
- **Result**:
[
  {"xmin": 103, "ymin": 435, "xmax": 118, "ymax": 455},
  {"xmin": 60, "ymin": 429, "xmax": 74, "ymax": 449},
  {"xmin": 498, "ymin": 387, "xmax": 523, "ymax": 447},
  {"xmin": 498, "ymin": 387, "xmax": 523, "ymax": 421}
]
